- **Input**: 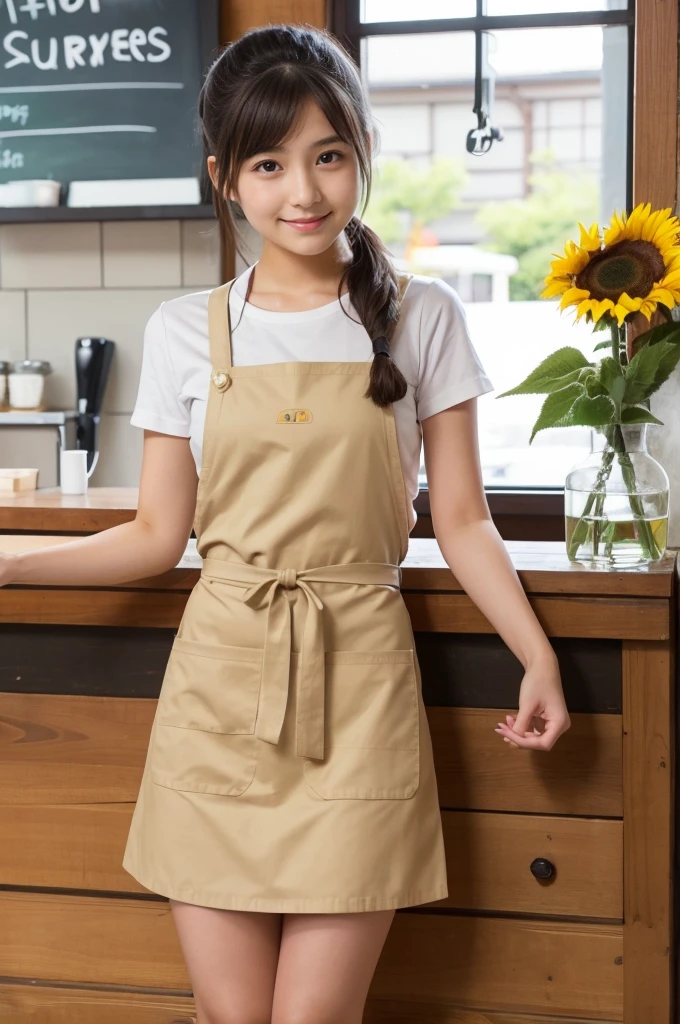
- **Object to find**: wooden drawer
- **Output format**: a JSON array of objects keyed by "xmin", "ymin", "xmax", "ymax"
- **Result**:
[
  {"xmin": 429, "ymin": 707, "xmax": 622, "ymax": 816},
  {"xmin": 439, "ymin": 811, "xmax": 623, "ymax": 919},
  {"xmin": 0, "ymin": 801, "xmax": 148, "ymax": 893},
  {"xmin": 0, "ymin": 804, "xmax": 626, "ymax": 922},
  {"xmin": 0, "ymin": 984, "xmax": 194, "ymax": 1024},
  {"xmin": 370, "ymin": 912, "xmax": 623, "ymax": 1021}
]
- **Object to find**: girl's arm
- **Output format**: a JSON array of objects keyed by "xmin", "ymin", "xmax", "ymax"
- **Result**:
[
  {"xmin": 0, "ymin": 430, "xmax": 198, "ymax": 587},
  {"xmin": 421, "ymin": 397, "xmax": 571, "ymax": 751}
]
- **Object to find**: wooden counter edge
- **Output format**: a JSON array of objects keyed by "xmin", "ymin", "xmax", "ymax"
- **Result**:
[{"xmin": 0, "ymin": 534, "xmax": 675, "ymax": 599}]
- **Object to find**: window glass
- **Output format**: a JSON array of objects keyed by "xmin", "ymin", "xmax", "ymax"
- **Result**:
[
  {"xmin": 361, "ymin": 22, "xmax": 629, "ymax": 488},
  {"xmin": 361, "ymin": 0, "xmax": 476, "ymax": 22},
  {"xmin": 485, "ymin": 0, "xmax": 628, "ymax": 13}
]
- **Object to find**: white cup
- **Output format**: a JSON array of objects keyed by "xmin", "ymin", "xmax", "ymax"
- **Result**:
[{"xmin": 60, "ymin": 449, "xmax": 89, "ymax": 495}]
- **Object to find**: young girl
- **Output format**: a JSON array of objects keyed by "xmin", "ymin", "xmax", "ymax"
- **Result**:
[{"xmin": 0, "ymin": 23, "xmax": 570, "ymax": 1024}]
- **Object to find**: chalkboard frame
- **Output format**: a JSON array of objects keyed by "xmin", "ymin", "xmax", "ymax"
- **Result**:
[{"xmin": 0, "ymin": 0, "xmax": 220, "ymax": 224}]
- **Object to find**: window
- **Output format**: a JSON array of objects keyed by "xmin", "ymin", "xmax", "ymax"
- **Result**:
[{"xmin": 333, "ymin": 1, "xmax": 636, "ymax": 493}]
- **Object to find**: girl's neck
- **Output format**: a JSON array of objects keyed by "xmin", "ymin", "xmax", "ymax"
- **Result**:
[{"xmin": 244, "ymin": 256, "xmax": 351, "ymax": 312}]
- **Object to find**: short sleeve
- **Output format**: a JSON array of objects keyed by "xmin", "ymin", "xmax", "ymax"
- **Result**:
[
  {"xmin": 415, "ymin": 278, "xmax": 494, "ymax": 422},
  {"xmin": 129, "ymin": 303, "xmax": 191, "ymax": 436}
]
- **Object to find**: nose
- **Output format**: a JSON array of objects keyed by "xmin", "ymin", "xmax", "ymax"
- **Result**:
[{"xmin": 288, "ymin": 164, "xmax": 322, "ymax": 209}]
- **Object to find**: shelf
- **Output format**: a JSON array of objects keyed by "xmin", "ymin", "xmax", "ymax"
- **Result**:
[
  {"xmin": 0, "ymin": 204, "xmax": 217, "ymax": 224},
  {"xmin": 0, "ymin": 411, "xmax": 78, "ymax": 425}
]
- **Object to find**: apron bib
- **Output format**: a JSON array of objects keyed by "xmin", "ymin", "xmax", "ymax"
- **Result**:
[{"xmin": 122, "ymin": 272, "xmax": 449, "ymax": 913}]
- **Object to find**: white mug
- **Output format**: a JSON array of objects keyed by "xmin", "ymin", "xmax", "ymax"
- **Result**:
[{"xmin": 60, "ymin": 449, "xmax": 89, "ymax": 494}]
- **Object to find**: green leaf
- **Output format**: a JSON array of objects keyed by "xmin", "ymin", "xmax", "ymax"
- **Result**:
[
  {"xmin": 652, "ymin": 342, "xmax": 680, "ymax": 394},
  {"xmin": 599, "ymin": 356, "xmax": 626, "ymax": 417},
  {"xmin": 624, "ymin": 340, "xmax": 680, "ymax": 403},
  {"xmin": 585, "ymin": 373, "xmax": 607, "ymax": 398},
  {"xmin": 529, "ymin": 383, "xmax": 584, "ymax": 442},
  {"xmin": 497, "ymin": 347, "xmax": 594, "ymax": 397},
  {"xmin": 620, "ymin": 405, "xmax": 665, "ymax": 425},
  {"xmin": 567, "ymin": 393, "xmax": 616, "ymax": 428},
  {"xmin": 593, "ymin": 338, "xmax": 613, "ymax": 352},
  {"xmin": 635, "ymin": 320, "xmax": 680, "ymax": 348}
]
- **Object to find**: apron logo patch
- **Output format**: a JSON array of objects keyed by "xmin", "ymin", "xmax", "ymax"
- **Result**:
[{"xmin": 277, "ymin": 409, "xmax": 313, "ymax": 423}]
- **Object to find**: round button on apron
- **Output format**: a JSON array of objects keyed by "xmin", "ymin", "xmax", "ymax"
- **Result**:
[{"xmin": 212, "ymin": 370, "xmax": 231, "ymax": 390}]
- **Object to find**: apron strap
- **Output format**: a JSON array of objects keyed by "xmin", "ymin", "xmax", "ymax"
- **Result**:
[
  {"xmin": 397, "ymin": 271, "xmax": 413, "ymax": 304},
  {"xmin": 208, "ymin": 277, "xmax": 237, "ymax": 373}
]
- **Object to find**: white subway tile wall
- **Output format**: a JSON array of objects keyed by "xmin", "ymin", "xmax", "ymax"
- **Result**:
[
  {"xmin": 102, "ymin": 221, "xmax": 183, "ymax": 288},
  {"xmin": 0, "ymin": 219, "xmax": 221, "ymax": 488},
  {"xmin": 0, "ymin": 222, "xmax": 102, "ymax": 289},
  {"xmin": 181, "ymin": 220, "xmax": 222, "ymax": 287}
]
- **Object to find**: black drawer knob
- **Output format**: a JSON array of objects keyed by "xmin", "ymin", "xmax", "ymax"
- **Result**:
[{"xmin": 530, "ymin": 857, "xmax": 555, "ymax": 880}]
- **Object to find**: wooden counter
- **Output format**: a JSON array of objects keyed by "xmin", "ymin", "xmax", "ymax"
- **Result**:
[
  {"xmin": 0, "ymin": 486, "xmax": 138, "ymax": 534},
  {"xmin": 0, "ymin": 536, "xmax": 676, "ymax": 1024}
]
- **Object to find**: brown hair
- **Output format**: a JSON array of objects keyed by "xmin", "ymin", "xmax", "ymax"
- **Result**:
[{"xmin": 197, "ymin": 22, "xmax": 408, "ymax": 406}]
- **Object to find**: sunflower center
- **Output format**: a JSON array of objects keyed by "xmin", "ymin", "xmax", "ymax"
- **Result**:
[{"xmin": 575, "ymin": 239, "xmax": 665, "ymax": 300}]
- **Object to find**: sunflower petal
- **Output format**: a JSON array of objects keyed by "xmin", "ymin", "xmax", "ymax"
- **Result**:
[
  {"xmin": 627, "ymin": 202, "xmax": 652, "ymax": 240},
  {"xmin": 558, "ymin": 286, "xmax": 591, "ymax": 311},
  {"xmin": 641, "ymin": 207, "xmax": 670, "ymax": 242},
  {"xmin": 578, "ymin": 221, "xmax": 602, "ymax": 251},
  {"xmin": 660, "ymin": 269, "xmax": 680, "ymax": 289},
  {"xmin": 575, "ymin": 299, "xmax": 595, "ymax": 321},
  {"xmin": 590, "ymin": 298, "xmax": 616, "ymax": 323},
  {"xmin": 613, "ymin": 292, "xmax": 643, "ymax": 325},
  {"xmin": 604, "ymin": 210, "xmax": 627, "ymax": 246},
  {"xmin": 541, "ymin": 281, "xmax": 570, "ymax": 300},
  {"xmin": 648, "ymin": 286, "xmax": 676, "ymax": 308},
  {"xmin": 653, "ymin": 224, "xmax": 680, "ymax": 253},
  {"xmin": 659, "ymin": 247, "xmax": 680, "ymax": 267}
]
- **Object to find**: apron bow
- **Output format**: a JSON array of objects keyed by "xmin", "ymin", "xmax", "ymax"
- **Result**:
[{"xmin": 200, "ymin": 558, "xmax": 402, "ymax": 761}]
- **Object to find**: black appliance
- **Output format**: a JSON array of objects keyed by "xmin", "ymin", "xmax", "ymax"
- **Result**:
[{"xmin": 74, "ymin": 337, "xmax": 116, "ymax": 475}]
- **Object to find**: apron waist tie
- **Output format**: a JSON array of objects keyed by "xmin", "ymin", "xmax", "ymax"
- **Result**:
[{"xmin": 200, "ymin": 557, "xmax": 402, "ymax": 761}]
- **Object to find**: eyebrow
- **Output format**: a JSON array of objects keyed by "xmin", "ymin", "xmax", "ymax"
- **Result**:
[{"xmin": 257, "ymin": 134, "xmax": 346, "ymax": 154}]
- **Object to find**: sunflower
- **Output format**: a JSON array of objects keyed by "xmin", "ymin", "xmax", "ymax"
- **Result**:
[{"xmin": 541, "ymin": 202, "xmax": 680, "ymax": 325}]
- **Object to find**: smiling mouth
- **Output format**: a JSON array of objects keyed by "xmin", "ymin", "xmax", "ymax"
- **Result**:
[{"xmin": 283, "ymin": 213, "xmax": 330, "ymax": 224}]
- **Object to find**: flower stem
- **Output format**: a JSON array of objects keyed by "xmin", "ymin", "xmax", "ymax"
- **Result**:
[
  {"xmin": 612, "ymin": 425, "xmax": 661, "ymax": 561},
  {"xmin": 566, "ymin": 446, "xmax": 615, "ymax": 560}
]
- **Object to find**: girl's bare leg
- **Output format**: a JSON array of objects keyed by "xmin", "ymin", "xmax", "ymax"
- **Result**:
[
  {"xmin": 169, "ymin": 898, "xmax": 283, "ymax": 1024},
  {"xmin": 271, "ymin": 909, "xmax": 396, "ymax": 1024}
]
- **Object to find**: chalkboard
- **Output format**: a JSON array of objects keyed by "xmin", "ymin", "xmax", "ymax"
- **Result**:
[{"xmin": 0, "ymin": 0, "xmax": 218, "ymax": 193}]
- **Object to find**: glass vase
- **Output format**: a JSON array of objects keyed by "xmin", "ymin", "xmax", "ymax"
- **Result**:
[{"xmin": 564, "ymin": 423, "xmax": 669, "ymax": 568}]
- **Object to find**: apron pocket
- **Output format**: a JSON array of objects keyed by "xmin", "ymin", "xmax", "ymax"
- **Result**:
[
  {"xmin": 302, "ymin": 649, "xmax": 420, "ymax": 800},
  {"xmin": 150, "ymin": 637, "xmax": 262, "ymax": 797}
]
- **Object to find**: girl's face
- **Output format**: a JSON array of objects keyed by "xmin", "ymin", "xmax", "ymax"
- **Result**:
[{"xmin": 208, "ymin": 97, "xmax": 363, "ymax": 257}]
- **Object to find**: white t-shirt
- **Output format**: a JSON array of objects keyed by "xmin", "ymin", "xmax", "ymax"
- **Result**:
[{"xmin": 130, "ymin": 262, "xmax": 494, "ymax": 514}]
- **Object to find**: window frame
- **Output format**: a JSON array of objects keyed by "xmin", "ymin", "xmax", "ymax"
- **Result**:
[{"xmin": 327, "ymin": 0, "xmax": 677, "ymax": 536}]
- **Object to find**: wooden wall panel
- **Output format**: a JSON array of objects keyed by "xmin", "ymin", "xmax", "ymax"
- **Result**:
[
  {"xmin": 371, "ymin": 913, "xmax": 623, "ymax": 1021},
  {"xmin": 431, "ymin": 707, "xmax": 622, "ymax": 817},
  {"xmin": 0, "ymin": 588, "xmax": 670, "ymax": 639},
  {"xmin": 0, "ymin": 985, "xmax": 194, "ymax": 1024},
  {"xmin": 0, "ymin": 800, "xmax": 622, "ymax": 919},
  {"xmin": 220, "ymin": 0, "xmax": 327, "ymax": 44},
  {"xmin": 0, "ymin": 985, "xmax": 621, "ymax": 1024},
  {"xmin": 633, "ymin": 0, "xmax": 678, "ymax": 209},
  {"xmin": 440, "ymin": 812, "xmax": 623, "ymax": 920},
  {"xmin": 622, "ymin": 639, "xmax": 675, "ymax": 1024},
  {"xmin": 0, "ymin": 694, "xmax": 622, "ymax": 816},
  {"xmin": 0, "ymin": 891, "xmax": 622, "ymax": 1020},
  {"xmin": 0, "ymin": 694, "xmax": 155, "ymax": 805}
]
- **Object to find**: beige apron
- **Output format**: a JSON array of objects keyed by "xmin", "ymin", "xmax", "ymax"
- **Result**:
[{"xmin": 122, "ymin": 272, "xmax": 449, "ymax": 912}]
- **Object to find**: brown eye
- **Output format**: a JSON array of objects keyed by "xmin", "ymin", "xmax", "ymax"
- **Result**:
[{"xmin": 253, "ymin": 160, "xmax": 280, "ymax": 173}]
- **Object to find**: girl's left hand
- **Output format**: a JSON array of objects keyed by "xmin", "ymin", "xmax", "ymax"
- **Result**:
[{"xmin": 494, "ymin": 657, "xmax": 571, "ymax": 751}]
